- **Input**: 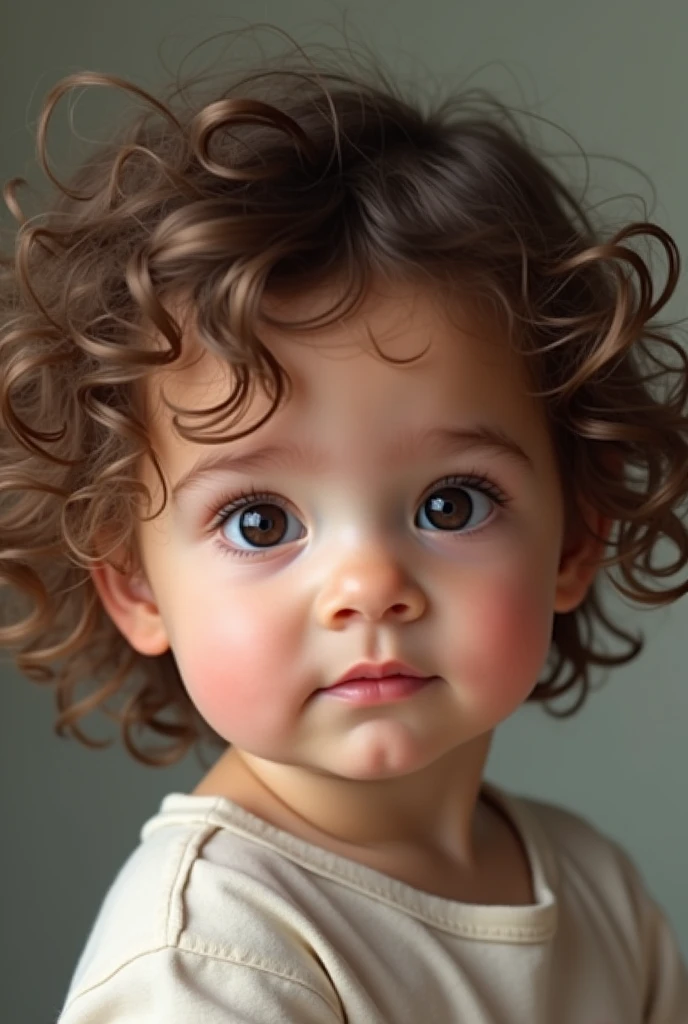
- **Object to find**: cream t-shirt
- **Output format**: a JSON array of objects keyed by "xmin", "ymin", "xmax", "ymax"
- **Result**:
[{"xmin": 58, "ymin": 782, "xmax": 688, "ymax": 1022}]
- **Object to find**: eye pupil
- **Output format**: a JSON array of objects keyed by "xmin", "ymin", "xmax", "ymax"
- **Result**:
[
  {"xmin": 240, "ymin": 504, "xmax": 287, "ymax": 546},
  {"xmin": 424, "ymin": 487, "xmax": 472, "ymax": 530}
]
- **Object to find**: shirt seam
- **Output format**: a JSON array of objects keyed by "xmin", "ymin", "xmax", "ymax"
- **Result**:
[
  {"xmin": 163, "ymin": 824, "xmax": 215, "ymax": 944},
  {"xmin": 152, "ymin": 798, "xmax": 557, "ymax": 941},
  {"xmin": 62, "ymin": 943, "xmax": 344, "ymax": 1019},
  {"xmin": 202, "ymin": 816, "xmax": 554, "ymax": 940}
]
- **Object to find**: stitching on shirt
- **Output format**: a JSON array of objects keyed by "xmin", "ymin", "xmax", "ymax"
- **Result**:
[
  {"xmin": 163, "ymin": 825, "xmax": 215, "ymax": 944},
  {"xmin": 156, "ymin": 798, "xmax": 557, "ymax": 942},
  {"xmin": 201, "ymin": 799, "xmax": 557, "ymax": 940},
  {"xmin": 205, "ymin": 824, "xmax": 555, "ymax": 940},
  {"xmin": 62, "ymin": 944, "xmax": 345, "ymax": 1019},
  {"xmin": 179, "ymin": 934, "xmax": 329, "ymax": 987}
]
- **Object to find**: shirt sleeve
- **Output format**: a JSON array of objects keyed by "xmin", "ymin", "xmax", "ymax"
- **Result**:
[
  {"xmin": 614, "ymin": 844, "xmax": 688, "ymax": 1023},
  {"xmin": 57, "ymin": 944, "xmax": 345, "ymax": 1024},
  {"xmin": 640, "ymin": 894, "xmax": 688, "ymax": 1022}
]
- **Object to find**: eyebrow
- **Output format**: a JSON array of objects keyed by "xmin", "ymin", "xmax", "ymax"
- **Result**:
[{"xmin": 171, "ymin": 425, "xmax": 534, "ymax": 502}]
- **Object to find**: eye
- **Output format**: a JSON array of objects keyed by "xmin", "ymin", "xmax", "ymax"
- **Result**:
[
  {"xmin": 415, "ymin": 482, "xmax": 497, "ymax": 533},
  {"xmin": 220, "ymin": 497, "xmax": 305, "ymax": 552}
]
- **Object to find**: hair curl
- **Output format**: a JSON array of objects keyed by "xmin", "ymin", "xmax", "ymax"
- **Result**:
[{"xmin": 1, "ymin": 39, "xmax": 687, "ymax": 766}]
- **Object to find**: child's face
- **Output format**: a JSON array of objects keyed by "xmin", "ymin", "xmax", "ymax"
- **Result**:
[{"xmin": 102, "ymin": 280, "xmax": 593, "ymax": 781}]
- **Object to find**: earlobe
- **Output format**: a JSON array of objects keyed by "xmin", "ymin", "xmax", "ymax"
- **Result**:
[
  {"xmin": 90, "ymin": 561, "xmax": 170, "ymax": 656},
  {"xmin": 554, "ymin": 507, "xmax": 612, "ymax": 614}
]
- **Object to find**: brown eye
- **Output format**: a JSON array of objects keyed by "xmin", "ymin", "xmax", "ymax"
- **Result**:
[
  {"xmin": 222, "ymin": 501, "xmax": 305, "ymax": 551},
  {"xmin": 240, "ymin": 504, "xmax": 287, "ymax": 546},
  {"xmin": 416, "ymin": 486, "xmax": 493, "ymax": 533}
]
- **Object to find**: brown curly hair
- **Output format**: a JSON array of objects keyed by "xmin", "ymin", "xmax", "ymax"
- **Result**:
[{"xmin": 1, "ymin": 39, "xmax": 687, "ymax": 767}]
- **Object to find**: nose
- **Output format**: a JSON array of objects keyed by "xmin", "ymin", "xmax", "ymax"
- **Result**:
[{"xmin": 313, "ymin": 547, "xmax": 427, "ymax": 629}]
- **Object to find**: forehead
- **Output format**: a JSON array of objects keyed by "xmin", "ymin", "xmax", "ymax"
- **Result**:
[{"xmin": 146, "ymin": 280, "xmax": 545, "ymax": 464}]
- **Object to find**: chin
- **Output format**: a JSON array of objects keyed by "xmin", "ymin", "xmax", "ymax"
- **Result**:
[{"xmin": 325, "ymin": 725, "xmax": 443, "ymax": 780}]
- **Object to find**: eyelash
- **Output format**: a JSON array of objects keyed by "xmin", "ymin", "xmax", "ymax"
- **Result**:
[{"xmin": 207, "ymin": 473, "xmax": 511, "ymax": 559}]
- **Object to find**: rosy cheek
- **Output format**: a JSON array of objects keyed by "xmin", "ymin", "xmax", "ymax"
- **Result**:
[
  {"xmin": 171, "ymin": 595, "xmax": 301, "ymax": 747},
  {"xmin": 453, "ymin": 564, "xmax": 554, "ymax": 714}
]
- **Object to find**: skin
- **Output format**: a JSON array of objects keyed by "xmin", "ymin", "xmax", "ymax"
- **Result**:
[{"xmin": 92, "ymin": 279, "xmax": 605, "ymax": 904}]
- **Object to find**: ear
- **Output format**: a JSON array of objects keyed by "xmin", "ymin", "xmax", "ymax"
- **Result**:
[
  {"xmin": 554, "ymin": 503, "xmax": 612, "ymax": 614},
  {"xmin": 90, "ymin": 561, "xmax": 170, "ymax": 656}
]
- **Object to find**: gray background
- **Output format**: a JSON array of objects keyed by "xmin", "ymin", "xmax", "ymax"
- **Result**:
[{"xmin": 2, "ymin": 2, "xmax": 687, "ymax": 1022}]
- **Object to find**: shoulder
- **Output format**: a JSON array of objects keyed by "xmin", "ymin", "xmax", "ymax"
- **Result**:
[
  {"xmin": 508, "ymin": 789, "xmax": 639, "ymax": 878},
  {"xmin": 60, "ymin": 797, "xmax": 343, "ymax": 1021},
  {"xmin": 505, "ymin": 787, "xmax": 649, "ymax": 902},
  {"xmin": 508, "ymin": 789, "xmax": 688, "ymax": 1019},
  {"xmin": 501, "ymin": 787, "xmax": 681, "ymax": 966}
]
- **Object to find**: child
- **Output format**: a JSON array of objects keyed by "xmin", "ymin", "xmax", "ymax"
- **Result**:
[{"xmin": 2, "ymin": 37, "xmax": 688, "ymax": 1023}]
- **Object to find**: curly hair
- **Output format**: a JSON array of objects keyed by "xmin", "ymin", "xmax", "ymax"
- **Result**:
[{"xmin": 1, "ymin": 40, "xmax": 687, "ymax": 766}]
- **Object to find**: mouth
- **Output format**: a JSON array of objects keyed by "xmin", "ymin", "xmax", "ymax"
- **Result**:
[
  {"xmin": 321, "ymin": 674, "xmax": 437, "ymax": 706},
  {"xmin": 332, "ymin": 659, "xmax": 430, "ymax": 685},
  {"xmin": 320, "ymin": 660, "xmax": 438, "ymax": 706}
]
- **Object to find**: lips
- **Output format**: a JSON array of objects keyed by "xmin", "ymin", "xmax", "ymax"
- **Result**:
[
  {"xmin": 332, "ymin": 659, "xmax": 429, "ymax": 687},
  {"xmin": 322, "ymin": 671, "xmax": 435, "ymax": 707}
]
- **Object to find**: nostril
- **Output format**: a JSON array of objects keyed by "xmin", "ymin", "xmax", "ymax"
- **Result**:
[{"xmin": 332, "ymin": 602, "xmax": 410, "ymax": 622}]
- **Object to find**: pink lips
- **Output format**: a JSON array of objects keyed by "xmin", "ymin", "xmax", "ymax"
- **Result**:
[
  {"xmin": 335, "ymin": 659, "xmax": 428, "ymax": 685},
  {"xmin": 322, "ymin": 660, "xmax": 436, "ymax": 706}
]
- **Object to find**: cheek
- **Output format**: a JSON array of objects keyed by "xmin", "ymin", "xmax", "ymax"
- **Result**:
[
  {"xmin": 169, "ymin": 589, "xmax": 303, "ymax": 746},
  {"xmin": 449, "ymin": 556, "xmax": 556, "ymax": 713}
]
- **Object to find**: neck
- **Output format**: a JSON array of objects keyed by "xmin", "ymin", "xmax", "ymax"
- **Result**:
[{"xmin": 220, "ymin": 734, "xmax": 494, "ymax": 865}]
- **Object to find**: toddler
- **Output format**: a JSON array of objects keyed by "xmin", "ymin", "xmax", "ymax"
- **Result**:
[{"xmin": 2, "ymin": 37, "xmax": 688, "ymax": 1023}]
